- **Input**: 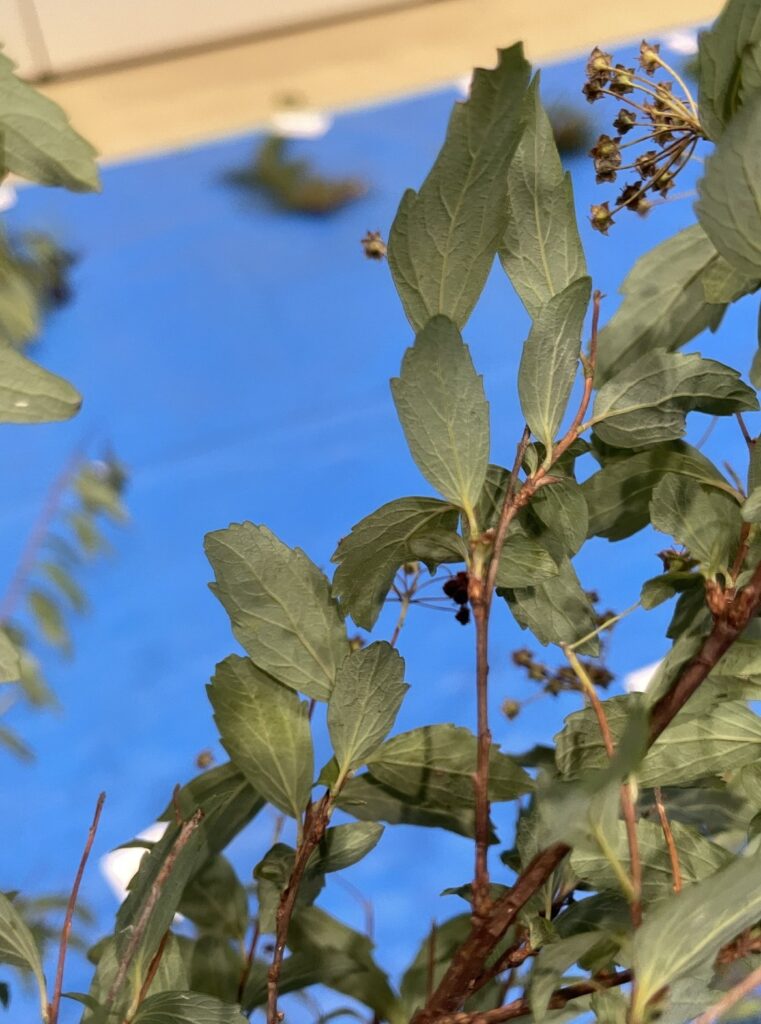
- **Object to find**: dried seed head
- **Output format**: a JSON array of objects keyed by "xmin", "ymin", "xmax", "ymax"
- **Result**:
[
  {"xmin": 639, "ymin": 40, "xmax": 661, "ymax": 75},
  {"xmin": 501, "ymin": 699, "xmax": 521, "ymax": 721},
  {"xmin": 609, "ymin": 65, "xmax": 635, "ymax": 96},
  {"xmin": 613, "ymin": 109, "xmax": 637, "ymax": 134},
  {"xmin": 511, "ymin": 648, "xmax": 534, "ymax": 668},
  {"xmin": 635, "ymin": 149, "xmax": 659, "ymax": 178},
  {"xmin": 617, "ymin": 180, "xmax": 646, "ymax": 211},
  {"xmin": 652, "ymin": 170, "xmax": 675, "ymax": 197},
  {"xmin": 590, "ymin": 202, "xmax": 615, "ymax": 234},
  {"xmin": 587, "ymin": 46, "xmax": 613, "ymax": 80},
  {"xmin": 582, "ymin": 80, "xmax": 605, "ymax": 104},
  {"xmin": 361, "ymin": 230, "xmax": 387, "ymax": 260}
]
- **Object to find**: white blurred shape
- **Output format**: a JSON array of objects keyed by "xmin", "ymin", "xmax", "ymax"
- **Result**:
[
  {"xmin": 624, "ymin": 660, "xmax": 662, "ymax": 694},
  {"xmin": 455, "ymin": 72, "xmax": 472, "ymax": 98},
  {"xmin": 0, "ymin": 183, "xmax": 18, "ymax": 212},
  {"xmin": 100, "ymin": 821, "xmax": 168, "ymax": 904},
  {"xmin": 269, "ymin": 109, "xmax": 332, "ymax": 139},
  {"xmin": 664, "ymin": 30, "xmax": 699, "ymax": 55}
]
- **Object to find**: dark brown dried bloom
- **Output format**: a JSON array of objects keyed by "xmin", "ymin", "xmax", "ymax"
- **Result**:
[
  {"xmin": 583, "ymin": 80, "xmax": 605, "ymax": 104},
  {"xmin": 590, "ymin": 134, "xmax": 622, "ymax": 183},
  {"xmin": 613, "ymin": 109, "xmax": 637, "ymax": 134},
  {"xmin": 635, "ymin": 149, "xmax": 659, "ymax": 178},
  {"xmin": 586, "ymin": 46, "xmax": 613, "ymax": 81},
  {"xmin": 652, "ymin": 170, "xmax": 675, "ymax": 197},
  {"xmin": 617, "ymin": 180, "xmax": 646, "ymax": 212},
  {"xmin": 609, "ymin": 64, "xmax": 635, "ymax": 96}
]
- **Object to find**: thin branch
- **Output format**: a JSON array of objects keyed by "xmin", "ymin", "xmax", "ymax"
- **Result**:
[
  {"xmin": 694, "ymin": 961, "xmax": 761, "ymax": 1024},
  {"xmin": 268, "ymin": 793, "xmax": 333, "ymax": 1024},
  {"xmin": 567, "ymin": 601, "xmax": 640, "ymax": 652},
  {"xmin": 736, "ymin": 411, "xmax": 755, "ymax": 450},
  {"xmin": 135, "ymin": 930, "xmax": 171, "ymax": 1008},
  {"xmin": 105, "ymin": 808, "xmax": 204, "ymax": 1010},
  {"xmin": 436, "ymin": 969, "xmax": 633, "ymax": 1024},
  {"xmin": 653, "ymin": 787, "xmax": 682, "ymax": 893},
  {"xmin": 390, "ymin": 566, "xmax": 420, "ymax": 647},
  {"xmin": 0, "ymin": 447, "xmax": 84, "ymax": 623},
  {"xmin": 47, "ymin": 791, "xmax": 106, "ymax": 1024},
  {"xmin": 238, "ymin": 919, "xmax": 261, "ymax": 1004},
  {"xmin": 426, "ymin": 923, "xmax": 438, "ymax": 1003}
]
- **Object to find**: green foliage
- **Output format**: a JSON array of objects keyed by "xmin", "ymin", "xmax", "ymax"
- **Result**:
[{"xmin": 0, "ymin": 892, "xmax": 47, "ymax": 1017}]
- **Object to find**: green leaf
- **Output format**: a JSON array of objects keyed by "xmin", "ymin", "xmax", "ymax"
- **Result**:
[
  {"xmin": 583, "ymin": 442, "xmax": 735, "ymax": 541},
  {"xmin": 699, "ymin": 0, "xmax": 761, "ymax": 140},
  {"xmin": 526, "ymin": 477, "xmax": 589, "ymax": 560},
  {"xmin": 529, "ymin": 933, "xmax": 603, "ymax": 1022},
  {"xmin": 189, "ymin": 935, "xmax": 240, "ymax": 1003},
  {"xmin": 367, "ymin": 724, "xmax": 531, "ymax": 808},
  {"xmin": 254, "ymin": 843, "xmax": 324, "ymax": 933},
  {"xmin": 556, "ymin": 698, "xmax": 761, "ymax": 786},
  {"xmin": 287, "ymin": 907, "xmax": 397, "ymax": 1017},
  {"xmin": 594, "ymin": 225, "xmax": 730, "ymax": 384},
  {"xmin": 331, "ymin": 498, "xmax": 460, "ymax": 629},
  {"xmin": 591, "ymin": 350, "xmax": 758, "ymax": 449},
  {"xmin": 205, "ymin": 522, "xmax": 347, "ymax": 701},
  {"xmin": 309, "ymin": 822, "xmax": 384, "ymax": 874},
  {"xmin": 494, "ymin": 524, "xmax": 559, "ymax": 588},
  {"xmin": 697, "ymin": 95, "xmax": 761, "ymax": 277},
  {"xmin": 0, "ymin": 344, "xmax": 81, "ymax": 423},
  {"xmin": 131, "ymin": 990, "xmax": 246, "ymax": 1023},
  {"xmin": 500, "ymin": 75, "xmax": 587, "ymax": 318},
  {"xmin": 388, "ymin": 45, "xmax": 531, "ymax": 330},
  {"xmin": 743, "ymin": 486, "xmax": 761, "ymax": 522},
  {"xmin": 650, "ymin": 473, "xmax": 742, "ymax": 574},
  {"xmin": 518, "ymin": 277, "xmax": 591, "ymax": 451},
  {"xmin": 28, "ymin": 589, "xmax": 69, "ymax": 651},
  {"xmin": 328, "ymin": 642, "xmax": 408, "ymax": 779},
  {"xmin": 208, "ymin": 655, "xmax": 313, "ymax": 819},
  {"xmin": 243, "ymin": 950, "xmax": 372, "ymax": 1013},
  {"xmin": 502, "ymin": 556, "xmax": 599, "ymax": 655},
  {"xmin": 391, "ymin": 316, "xmax": 489, "ymax": 517},
  {"xmin": 632, "ymin": 850, "xmax": 761, "ymax": 1018},
  {"xmin": 0, "ymin": 50, "xmax": 99, "ymax": 191},
  {"xmin": 702, "ymin": 253, "xmax": 759, "ymax": 303},
  {"xmin": 571, "ymin": 817, "xmax": 731, "ymax": 904},
  {"xmin": 336, "ymin": 772, "xmax": 479, "ymax": 838},
  {"xmin": 0, "ymin": 892, "xmax": 46, "ymax": 1015},
  {"xmin": 0, "ymin": 628, "xmax": 20, "ymax": 683},
  {"xmin": 176, "ymin": 855, "xmax": 248, "ymax": 939}
]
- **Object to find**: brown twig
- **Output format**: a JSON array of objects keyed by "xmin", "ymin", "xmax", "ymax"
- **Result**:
[
  {"xmin": 0, "ymin": 447, "xmax": 84, "ymax": 624},
  {"xmin": 693, "ymin": 961, "xmax": 761, "ymax": 1024},
  {"xmin": 135, "ymin": 929, "xmax": 171, "ymax": 1008},
  {"xmin": 736, "ymin": 411, "xmax": 754, "ymax": 450},
  {"xmin": 105, "ymin": 808, "xmax": 204, "ymax": 1010},
  {"xmin": 238, "ymin": 920, "xmax": 261, "ymax": 1004},
  {"xmin": 390, "ymin": 565, "xmax": 421, "ymax": 647},
  {"xmin": 47, "ymin": 791, "xmax": 106, "ymax": 1024},
  {"xmin": 437, "ymin": 969, "xmax": 633, "ymax": 1024},
  {"xmin": 427, "ymin": 923, "xmax": 438, "ymax": 1002},
  {"xmin": 268, "ymin": 793, "xmax": 333, "ymax": 1024},
  {"xmin": 653, "ymin": 787, "xmax": 682, "ymax": 893}
]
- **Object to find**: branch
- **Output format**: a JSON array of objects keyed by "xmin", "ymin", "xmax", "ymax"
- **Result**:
[
  {"xmin": 105, "ymin": 808, "xmax": 204, "ymax": 1010},
  {"xmin": 437, "ymin": 969, "xmax": 632, "ymax": 1024},
  {"xmin": 268, "ymin": 792, "xmax": 332, "ymax": 1024},
  {"xmin": 47, "ymin": 791, "xmax": 106, "ymax": 1024},
  {"xmin": 653, "ymin": 787, "xmax": 682, "ymax": 893}
]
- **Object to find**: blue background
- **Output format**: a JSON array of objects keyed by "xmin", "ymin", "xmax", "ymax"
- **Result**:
[{"xmin": 0, "ymin": 39, "xmax": 753, "ymax": 1021}]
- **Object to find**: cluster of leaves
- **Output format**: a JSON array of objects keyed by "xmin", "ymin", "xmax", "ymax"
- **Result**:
[
  {"xmin": 0, "ymin": 451, "xmax": 127, "ymax": 760},
  {"xmin": 225, "ymin": 135, "xmax": 367, "ymax": 215},
  {"xmin": 0, "ymin": 227, "xmax": 77, "ymax": 350},
  {"xmin": 9, "ymin": 3, "xmax": 761, "ymax": 1024}
]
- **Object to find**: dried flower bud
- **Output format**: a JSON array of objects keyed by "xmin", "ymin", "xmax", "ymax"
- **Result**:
[
  {"xmin": 587, "ymin": 46, "xmax": 613, "ymax": 80},
  {"xmin": 349, "ymin": 634, "xmax": 366, "ymax": 651},
  {"xmin": 658, "ymin": 548, "xmax": 698, "ymax": 573},
  {"xmin": 610, "ymin": 65, "xmax": 635, "ymax": 96},
  {"xmin": 455, "ymin": 606, "xmax": 470, "ymax": 626},
  {"xmin": 639, "ymin": 40, "xmax": 660, "ymax": 75},
  {"xmin": 590, "ymin": 134, "xmax": 622, "ymax": 182},
  {"xmin": 652, "ymin": 170, "xmax": 675, "ymax": 197},
  {"xmin": 511, "ymin": 648, "xmax": 534, "ymax": 668},
  {"xmin": 361, "ymin": 230, "xmax": 387, "ymax": 260},
  {"xmin": 590, "ymin": 202, "xmax": 615, "ymax": 234},
  {"xmin": 502, "ymin": 698, "xmax": 521, "ymax": 721},
  {"xmin": 528, "ymin": 663, "xmax": 547, "ymax": 681},
  {"xmin": 196, "ymin": 749, "xmax": 215, "ymax": 769},
  {"xmin": 635, "ymin": 149, "xmax": 659, "ymax": 178},
  {"xmin": 617, "ymin": 181, "xmax": 646, "ymax": 212},
  {"xmin": 583, "ymin": 80, "xmax": 605, "ymax": 104},
  {"xmin": 654, "ymin": 81, "xmax": 675, "ymax": 111},
  {"xmin": 613, "ymin": 109, "xmax": 637, "ymax": 134}
]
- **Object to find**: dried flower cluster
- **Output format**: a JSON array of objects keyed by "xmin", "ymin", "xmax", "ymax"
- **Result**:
[{"xmin": 584, "ymin": 40, "xmax": 705, "ymax": 233}]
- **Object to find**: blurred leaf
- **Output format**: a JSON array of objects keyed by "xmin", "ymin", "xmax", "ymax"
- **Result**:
[
  {"xmin": 131, "ymin": 990, "xmax": 246, "ymax": 1023},
  {"xmin": 500, "ymin": 75, "xmax": 587, "ymax": 318},
  {"xmin": 331, "ymin": 497, "xmax": 459, "ymax": 630},
  {"xmin": 391, "ymin": 316, "xmax": 489, "ymax": 517},
  {"xmin": 502, "ymin": 556, "xmax": 599, "ymax": 655},
  {"xmin": 518, "ymin": 277, "xmax": 591, "ymax": 451},
  {"xmin": 530, "ymin": 932, "xmax": 603, "ymax": 1022},
  {"xmin": 0, "ymin": 629, "xmax": 20, "ymax": 683},
  {"xmin": 650, "ymin": 473, "xmax": 742, "ymax": 574},
  {"xmin": 699, "ymin": 0, "xmax": 761, "ymax": 139},
  {"xmin": 208, "ymin": 655, "xmax": 313, "ymax": 820},
  {"xmin": 698, "ymin": 95, "xmax": 761, "ymax": 276},
  {"xmin": 328, "ymin": 642, "xmax": 408, "ymax": 779},
  {"xmin": 205, "ymin": 522, "xmax": 347, "ymax": 701},
  {"xmin": 189, "ymin": 935, "xmax": 240, "ymax": 1003},
  {"xmin": 38, "ymin": 562, "xmax": 87, "ymax": 612},
  {"xmin": 27, "ymin": 589, "xmax": 69, "ymax": 652},
  {"xmin": 388, "ymin": 45, "xmax": 531, "ymax": 330},
  {"xmin": 0, "ymin": 345, "xmax": 80, "ymax": 424},
  {"xmin": 0, "ymin": 49, "xmax": 99, "ymax": 191},
  {"xmin": 0, "ymin": 892, "xmax": 46, "ymax": 1015},
  {"xmin": 632, "ymin": 850, "xmax": 761, "ymax": 1017},
  {"xmin": 177, "ymin": 855, "xmax": 248, "ymax": 939}
]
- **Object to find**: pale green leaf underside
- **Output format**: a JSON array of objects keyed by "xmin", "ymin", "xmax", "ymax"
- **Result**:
[
  {"xmin": 698, "ymin": 0, "xmax": 761, "ymax": 140},
  {"xmin": 391, "ymin": 315, "xmax": 490, "ymax": 516},
  {"xmin": 0, "ymin": 891, "xmax": 47, "ymax": 1013},
  {"xmin": 208, "ymin": 655, "xmax": 313, "ymax": 819},
  {"xmin": 388, "ymin": 44, "xmax": 531, "ymax": 330},
  {"xmin": 328, "ymin": 642, "xmax": 408, "ymax": 776},
  {"xmin": 500, "ymin": 74, "xmax": 587, "ymax": 319},
  {"xmin": 131, "ymin": 990, "xmax": 247, "ymax": 1023},
  {"xmin": 331, "ymin": 496, "xmax": 459, "ymax": 630},
  {"xmin": 0, "ymin": 629, "xmax": 20, "ymax": 683},
  {"xmin": 0, "ymin": 344, "xmax": 81, "ymax": 424},
  {"xmin": 650, "ymin": 473, "xmax": 742, "ymax": 574},
  {"xmin": 205, "ymin": 522, "xmax": 347, "ymax": 701},
  {"xmin": 0, "ymin": 50, "xmax": 100, "ymax": 191}
]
